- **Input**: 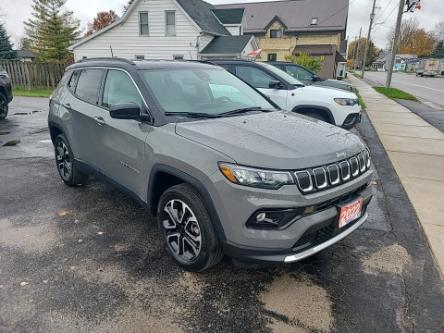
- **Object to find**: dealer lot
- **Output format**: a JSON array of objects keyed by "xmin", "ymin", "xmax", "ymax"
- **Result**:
[{"xmin": 1, "ymin": 97, "xmax": 443, "ymax": 333}]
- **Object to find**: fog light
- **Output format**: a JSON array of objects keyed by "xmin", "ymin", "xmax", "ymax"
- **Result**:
[
  {"xmin": 256, "ymin": 212, "xmax": 267, "ymax": 222},
  {"xmin": 246, "ymin": 209, "xmax": 304, "ymax": 229}
]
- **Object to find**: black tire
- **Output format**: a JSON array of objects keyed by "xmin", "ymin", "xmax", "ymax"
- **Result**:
[
  {"xmin": 0, "ymin": 93, "xmax": 8, "ymax": 120},
  {"xmin": 157, "ymin": 183, "xmax": 223, "ymax": 272},
  {"xmin": 54, "ymin": 134, "xmax": 88, "ymax": 186},
  {"xmin": 305, "ymin": 111, "xmax": 329, "ymax": 123}
]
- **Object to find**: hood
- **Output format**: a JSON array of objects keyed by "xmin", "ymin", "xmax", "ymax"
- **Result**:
[
  {"xmin": 175, "ymin": 111, "xmax": 365, "ymax": 169},
  {"xmin": 300, "ymin": 85, "xmax": 357, "ymax": 98}
]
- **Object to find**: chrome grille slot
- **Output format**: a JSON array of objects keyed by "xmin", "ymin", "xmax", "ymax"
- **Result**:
[
  {"xmin": 327, "ymin": 164, "xmax": 340, "ymax": 185},
  {"xmin": 293, "ymin": 150, "xmax": 371, "ymax": 194},
  {"xmin": 339, "ymin": 161, "xmax": 351, "ymax": 181},
  {"xmin": 313, "ymin": 167, "xmax": 328, "ymax": 189},
  {"xmin": 350, "ymin": 157, "xmax": 359, "ymax": 177}
]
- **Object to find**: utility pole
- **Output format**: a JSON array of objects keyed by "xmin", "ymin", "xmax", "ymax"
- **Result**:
[
  {"xmin": 354, "ymin": 28, "xmax": 362, "ymax": 70},
  {"xmin": 361, "ymin": 0, "xmax": 377, "ymax": 78},
  {"xmin": 352, "ymin": 36, "xmax": 358, "ymax": 69},
  {"xmin": 386, "ymin": 0, "xmax": 406, "ymax": 87}
]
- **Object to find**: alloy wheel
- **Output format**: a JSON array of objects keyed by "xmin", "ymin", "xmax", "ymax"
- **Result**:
[
  {"xmin": 162, "ymin": 199, "xmax": 202, "ymax": 263},
  {"xmin": 56, "ymin": 140, "xmax": 72, "ymax": 180}
]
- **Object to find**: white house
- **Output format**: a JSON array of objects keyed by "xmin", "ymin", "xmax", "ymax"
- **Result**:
[{"xmin": 69, "ymin": 0, "xmax": 258, "ymax": 61}]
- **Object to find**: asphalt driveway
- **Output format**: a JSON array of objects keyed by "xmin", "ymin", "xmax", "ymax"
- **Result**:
[{"xmin": 1, "ymin": 97, "xmax": 443, "ymax": 333}]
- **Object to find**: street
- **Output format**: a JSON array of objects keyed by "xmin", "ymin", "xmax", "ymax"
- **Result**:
[
  {"xmin": 1, "ymin": 97, "xmax": 444, "ymax": 333},
  {"xmin": 364, "ymin": 71, "xmax": 444, "ymax": 109}
]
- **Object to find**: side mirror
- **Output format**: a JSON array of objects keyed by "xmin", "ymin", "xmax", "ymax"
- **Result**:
[
  {"xmin": 110, "ymin": 103, "xmax": 148, "ymax": 121},
  {"xmin": 269, "ymin": 80, "xmax": 284, "ymax": 89},
  {"xmin": 312, "ymin": 75, "xmax": 321, "ymax": 81}
]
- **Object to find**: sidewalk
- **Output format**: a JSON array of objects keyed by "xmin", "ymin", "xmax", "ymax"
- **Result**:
[{"xmin": 350, "ymin": 75, "xmax": 444, "ymax": 275}]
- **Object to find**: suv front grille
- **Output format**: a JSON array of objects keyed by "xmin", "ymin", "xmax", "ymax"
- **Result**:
[{"xmin": 294, "ymin": 150, "xmax": 371, "ymax": 194}]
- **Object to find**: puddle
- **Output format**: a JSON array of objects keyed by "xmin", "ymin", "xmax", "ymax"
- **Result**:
[{"xmin": 3, "ymin": 139, "xmax": 21, "ymax": 147}]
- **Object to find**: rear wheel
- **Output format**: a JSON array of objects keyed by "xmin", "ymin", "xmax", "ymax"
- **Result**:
[
  {"xmin": 0, "ymin": 93, "xmax": 8, "ymax": 120},
  {"xmin": 54, "ymin": 134, "xmax": 88, "ymax": 186},
  {"xmin": 157, "ymin": 184, "xmax": 223, "ymax": 271}
]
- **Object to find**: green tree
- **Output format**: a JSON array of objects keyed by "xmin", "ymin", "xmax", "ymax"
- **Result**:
[
  {"xmin": 431, "ymin": 40, "xmax": 444, "ymax": 58},
  {"xmin": 285, "ymin": 52, "xmax": 325, "ymax": 73},
  {"xmin": 0, "ymin": 23, "xmax": 16, "ymax": 59},
  {"xmin": 24, "ymin": 0, "xmax": 80, "ymax": 62}
]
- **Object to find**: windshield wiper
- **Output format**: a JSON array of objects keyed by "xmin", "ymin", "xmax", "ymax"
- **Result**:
[
  {"xmin": 217, "ymin": 107, "xmax": 273, "ymax": 117},
  {"xmin": 164, "ymin": 112, "xmax": 218, "ymax": 118}
]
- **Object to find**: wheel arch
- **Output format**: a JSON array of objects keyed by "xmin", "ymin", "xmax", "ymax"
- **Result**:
[
  {"xmin": 48, "ymin": 121, "xmax": 64, "ymax": 144},
  {"xmin": 292, "ymin": 105, "xmax": 335, "ymax": 124},
  {"xmin": 147, "ymin": 164, "xmax": 226, "ymax": 241}
]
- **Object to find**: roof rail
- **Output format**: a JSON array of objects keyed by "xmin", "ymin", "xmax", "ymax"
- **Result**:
[
  {"xmin": 186, "ymin": 60, "xmax": 217, "ymax": 65},
  {"xmin": 77, "ymin": 57, "xmax": 135, "ymax": 65}
]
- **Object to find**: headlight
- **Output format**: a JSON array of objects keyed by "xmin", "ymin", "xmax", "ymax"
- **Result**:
[
  {"xmin": 218, "ymin": 163, "xmax": 294, "ymax": 189},
  {"xmin": 334, "ymin": 98, "xmax": 358, "ymax": 106}
]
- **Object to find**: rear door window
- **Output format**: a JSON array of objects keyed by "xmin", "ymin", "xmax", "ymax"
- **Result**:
[{"xmin": 75, "ymin": 69, "xmax": 104, "ymax": 105}]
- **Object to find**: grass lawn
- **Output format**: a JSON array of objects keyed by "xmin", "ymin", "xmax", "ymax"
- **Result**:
[
  {"xmin": 13, "ymin": 87, "xmax": 54, "ymax": 98},
  {"xmin": 373, "ymin": 86, "xmax": 418, "ymax": 101},
  {"xmin": 354, "ymin": 88, "xmax": 366, "ymax": 110}
]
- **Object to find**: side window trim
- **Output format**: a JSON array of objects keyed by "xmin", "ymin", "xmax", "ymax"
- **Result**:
[
  {"xmin": 73, "ymin": 68, "xmax": 106, "ymax": 105},
  {"xmin": 100, "ymin": 68, "xmax": 154, "ymax": 124}
]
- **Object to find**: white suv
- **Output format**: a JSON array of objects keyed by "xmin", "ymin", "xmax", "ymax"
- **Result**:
[{"xmin": 213, "ymin": 60, "xmax": 361, "ymax": 129}]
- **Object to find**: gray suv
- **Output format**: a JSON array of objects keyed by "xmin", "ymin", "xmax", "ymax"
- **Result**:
[{"xmin": 48, "ymin": 58, "xmax": 373, "ymax": 271}]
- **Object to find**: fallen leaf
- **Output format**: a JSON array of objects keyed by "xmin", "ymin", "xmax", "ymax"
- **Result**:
[
  {"xmin": 43, "ymin": 280, "xmax": 48, "ymax": 284},
  {"xmin": 70, "ymin": 266, "xmax": 76, "ymax": 270},
  {"xmin": 3, "ymin": 139, "xmax": 21, "ymax": 147},
  {"xmin": 97, "ymin": 231, "xmax": 104, "ymax": 235},
  {"xmin": 74, "ymin": 219, "xmax": 79, "ymax": 224},
  {"xmin": 57, "ymin": 209, "xmax": 69, "ymax": 218},
  {"xmin": 78, "ymin": 239, "xmax": 83, "ymax": 243},
  {"xmin": 20, "ymin": 282, "xmax": 29, "ymax": 287}
]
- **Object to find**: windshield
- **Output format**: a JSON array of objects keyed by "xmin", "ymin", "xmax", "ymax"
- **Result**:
[
  {"xmin": 257, "ymin": 62, "xmax": 304, "ymax": 86},
  {"xmin": 141, "ymin": 67, "xmax": 277, "ymax": 116}
]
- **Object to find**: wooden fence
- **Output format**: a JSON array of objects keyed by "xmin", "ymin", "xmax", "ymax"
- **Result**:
[{"xmin": 0, "ymin": 60, "xmax": 68, "ymax": 89}]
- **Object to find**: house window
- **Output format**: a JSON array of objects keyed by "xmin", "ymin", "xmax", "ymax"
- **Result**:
[
  {"xmin": 311, "ymin": 17, "xmax": 318, "ymax": 25},
  {"xmin": 139, "ymin": 12, "xmax": 149, "ymax": 35},
  {"xmin": 166, "ymin": 11, "xmax": 176, "ymax": 36},
  {"xmin": 270, "ymin": 29, "xmax": 282, "ymax": 38},
  {"xmin": 173, "ymin": 55, "xmax": 184, "ymax": 60},
  {"xmin": 267, "ymin": 53, "xmax": 277, "ymax": 61}
]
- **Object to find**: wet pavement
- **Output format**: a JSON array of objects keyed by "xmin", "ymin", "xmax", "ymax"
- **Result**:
[{"xmin": 1, "ymin": 97, "xmax": 443, "ymax": 333}]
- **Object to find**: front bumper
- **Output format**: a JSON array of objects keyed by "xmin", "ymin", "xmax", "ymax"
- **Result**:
[
  {"xmin": 342, "ymin": 113, "xmax": 361, "ymax": 129},
  {"xmin": 206, "ymin": 168, "xmax": 374, "ymax": 263}
]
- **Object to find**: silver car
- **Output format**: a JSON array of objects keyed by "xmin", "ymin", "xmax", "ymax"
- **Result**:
[{"xmin": 48, "ymin": 58, "xmax": 373, "ymax": 271}]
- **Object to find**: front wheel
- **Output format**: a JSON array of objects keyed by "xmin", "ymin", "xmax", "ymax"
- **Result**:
[
  {"xmin": 0, "ymin": 93, "xmax": 8, "ymax": 120},
  {"xmin": 157, "ymin": 184, "xmax": 223, "ymax": 271}
]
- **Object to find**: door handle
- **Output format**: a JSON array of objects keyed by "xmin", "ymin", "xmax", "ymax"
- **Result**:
[
  {"xmin": 63, "ymin": 103, "xmax": 72, "ymax": 110},
  {"xmin": 94, "ymin": 116, "xmax": 106, "ymax": 126}
]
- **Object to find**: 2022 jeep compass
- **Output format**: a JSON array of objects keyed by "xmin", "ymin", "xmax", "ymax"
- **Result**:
[{"xmin": 48, "ymin": 58, "xmax": 373, "ymax": 271}]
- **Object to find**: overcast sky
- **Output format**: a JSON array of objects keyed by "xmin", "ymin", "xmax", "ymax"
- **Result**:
[{"xmin": 0, "ymin": 0, "xmax": 441, "ymax": 49}]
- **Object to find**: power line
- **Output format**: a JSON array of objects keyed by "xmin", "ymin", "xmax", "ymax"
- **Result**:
[{"xmin": 316, "ymin": 0, "xmax": 360, "ymax": 26}]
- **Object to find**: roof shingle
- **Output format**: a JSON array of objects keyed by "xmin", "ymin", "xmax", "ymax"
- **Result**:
[
  {"xmin": 215, "ymin": 0, "xmax": 349, "ymax": 33},
  {"xmin": 176, "ymin": 0, "xmax": 229, "ymax": 36}
]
